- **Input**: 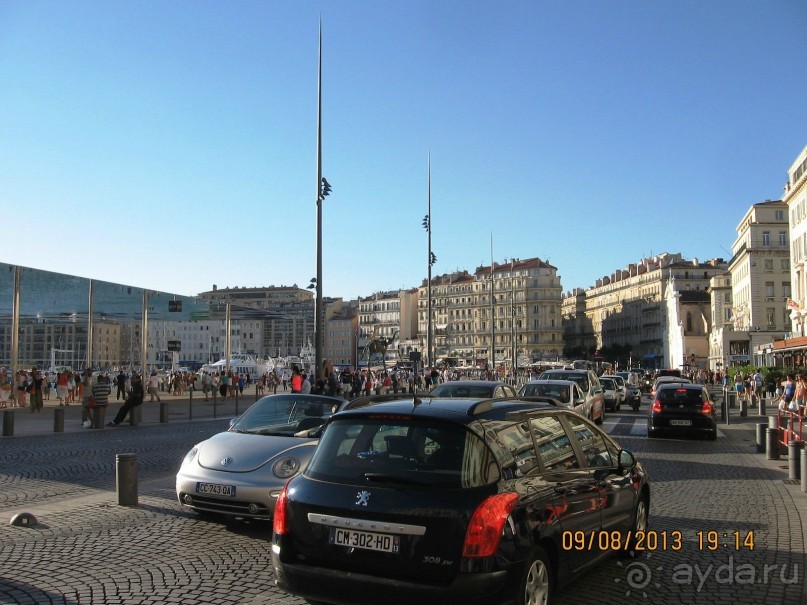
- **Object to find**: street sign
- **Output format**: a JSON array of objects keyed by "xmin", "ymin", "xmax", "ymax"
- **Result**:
[
  {"xmin": 169, "ymin": 300, "xmax": 182, "ymax": 312},
  {"xmin": 167, "ymin": 340, "xmax": 181, "ymax": 352}
]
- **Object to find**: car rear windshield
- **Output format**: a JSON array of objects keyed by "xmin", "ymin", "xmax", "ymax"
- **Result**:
[
  {"xmin": 429, "ymin": 384, "xmax": 493, "ymax": 398},
  {"xmin": 306, "ymin": 417, "xmax": 499, "ymax": 488},
  {"xmin": 658, "ymin": 388, "xmax": 703, "ymax": 406},
  {"xmin": 521, "ymin": 383, "xmax": 571, "ymax": 402},
  {"xmin": 542, "ymin": 372, "xmax": 589, "ymax": 391}
]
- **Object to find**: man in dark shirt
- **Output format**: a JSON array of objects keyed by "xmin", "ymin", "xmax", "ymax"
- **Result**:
[
  {"xmin": 115, "ymin": 371, "xmax": 127, "ymax": 400},
  {"xmin": 109, "ymin": 374, "xmax": 144, "ymax": 426}
]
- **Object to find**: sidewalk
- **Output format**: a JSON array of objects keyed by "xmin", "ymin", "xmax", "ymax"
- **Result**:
[{"xmin": 0, "ymin": 386, "xmax": 267, "ymax": 438}]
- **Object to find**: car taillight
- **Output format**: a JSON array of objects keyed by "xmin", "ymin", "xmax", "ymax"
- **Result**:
[
  {"xmin": 273, "ymin": 483, "xmax": 289, "ymax": 535},
  {"xmin": 652, "ymin": 400, "xmax": 662, "ymax": 413},
  {"xmin": 462, "ymin": 492, "xmax": 519, "ymax": 558},
  {"xmin": 701, "ymin": 400, "xmax": 713, "ymax": 414}
]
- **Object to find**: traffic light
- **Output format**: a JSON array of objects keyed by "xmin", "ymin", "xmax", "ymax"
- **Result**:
[
  {"xmin": 430, "ymin": 251, "xmax": 437, "ymax": 266},
  {"xmin": 422, "ymin": 215, "xmax": 430, "ymax": 231},
  {"xmin": 320, "ymin": 177, "xmax": 332, "ymax": 199}
]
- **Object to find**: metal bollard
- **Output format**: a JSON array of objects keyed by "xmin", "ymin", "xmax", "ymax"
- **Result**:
[
  {"xmin": 54, "ymin": 407, "xmax": 64, "ymax": 433},
  {"xmin": 129, "ymin": 404, "xmax": 141, "ymax": 426},
  {"xmin": 758, "ymin": 397, "xmax": 766, "ymax": 416},
  {"xmin": 3, "ymin": 410, "xmax": 14, "ymax": 436},
  {"xmin": 739, "ymin": 398, "xmax": 747, "ymax": 417},
  {"xmin": 801, "ymin": 448, "xmax": 807, "ymax": 493},
  {"xmin": 92, "ymin": 405, "xmax": 107, "ymax": 429},
  {"xmin": 722, "ymin": 398, "xmax": 730, "ymax": 425},
  {"xmin": 116, "ymin": 453, "xmax": 138, "ymax": 506},
  {"xmin": 160, "ymin": 401, "xmax": 168, "ymax": 423},
  {"xmin": 766, "ymin": 428, "xmax": 780, "ymax": 460},
  {"xmin": 235, "ymin": 390, "xmax": 239, "ymax": 416},
  {"xmin": 756, "ymin": 423, "xmax": 767, "ymax": 453},
  {"xmin": 768, "ymin": 414, "xmax": 779, "ymax": 430},
  {"xmin": 788, "ymin": 440, "xmax": 804, "ymax": 481}
]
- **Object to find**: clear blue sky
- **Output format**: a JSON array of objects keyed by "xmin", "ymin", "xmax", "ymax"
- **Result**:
[{"xmin": 2, "ymin": 1, "xmax": 805, "ymax": 300}]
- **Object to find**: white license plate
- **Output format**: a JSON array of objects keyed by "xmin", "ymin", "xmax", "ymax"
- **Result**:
[
  {"xmin": 670, "ymin": 420, "xmax": 692, "ymax": 426},
  {"xmin": 196, "ymin": 482, "xmax": 236, "ymax": 497},
  {"xmin": 329, "ymin": 527, "xmax": 400, "ymax": 553}
]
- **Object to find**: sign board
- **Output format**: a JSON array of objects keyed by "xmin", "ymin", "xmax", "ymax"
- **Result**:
[
  {"xmin": 169, "ymin": 300, "xmax": 182, "ymax": 312},
  {"xmin": 409, "ymin": 351, "xmax": 422, "ymax": 362},
  {"xmin": 167, "ymin": 340, "xmax": 181, "ymax": 352}
]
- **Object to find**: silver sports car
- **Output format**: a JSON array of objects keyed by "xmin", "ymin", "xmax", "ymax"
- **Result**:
[{"xmin": 176, "ymin": 393, "xmax": 344, "ymax": 520}]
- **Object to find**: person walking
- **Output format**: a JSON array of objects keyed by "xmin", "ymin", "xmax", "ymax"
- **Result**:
[
  {"xmin": 108, "ymin": 373, "xmax": 144, "ymax": 426},
  {"xmin": 147, "ymin": 371, "xmax": 161, "ymax": 402},
  {"xmin": 115, "ymin": 370, "xmax": 127, "ymax": 400},
  {"xmin": 91, "ymin": 374, "xmax": 111, "ymax": 428},
  {"xmin": 26, "ymin": 368, "xmax": 44, "ymax": 413},
  {"xmin": 290, "ymin": 366, "xmax": 303, "ymax": 393}
]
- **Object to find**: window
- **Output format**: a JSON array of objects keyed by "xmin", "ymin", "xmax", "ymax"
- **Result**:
[
  {"xmin": 783, "ymin": 282, "xmax": 791, "ymax": 298},
  {"xmin": 529, "ymin": 415, "xmax": 579, "ymax": 472},
  {"xmin": 767, "ymin": 308, "xmax": 775, "ymax": 327},
  {"xmin": 762, "ymin": 232, "xmax": 770, "ymax": 246},
  {"xmin": 566, "ymin": 415, "xmax": 612, "ymax": 468},
  {"xmin": 764, "ymin": 259, "xmax": 774, "ymax": 272},
  {"xmin": 779, "ymin": 232, "xmax": 788, "ymax": 247},
  {"xmin": 776, "ymin": 210, "xmax": 785, "ymax": 221},
  {"xmin": 766, "ymin": 282, "xmax": 775, "ymax": 298}
]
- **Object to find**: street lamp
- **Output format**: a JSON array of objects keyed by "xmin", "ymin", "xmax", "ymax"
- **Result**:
[
  {"xmin": 314, "ymin": 21, "xmax": 330, "ymax": 382},
  {"xmin": 424, "ymin": 153, "xmax": 436, "ymax": 369}
]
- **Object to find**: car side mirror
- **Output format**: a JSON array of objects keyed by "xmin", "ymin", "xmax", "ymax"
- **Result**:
[
  {"xmin": 618, "ymin": 449, "xmax": 636, "ymax": 472},
  {"xmin": 574, "ymin": 397, "xmax": 585, "ymax": 406}
]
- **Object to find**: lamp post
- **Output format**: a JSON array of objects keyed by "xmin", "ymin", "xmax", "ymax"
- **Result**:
[
  {"xmin": 423, "ymin": 153, "xmax": 436, "ymax": 370},
  {"xmin": 314, "ymin": 20, "xmax": 331, "ymax": 382}
]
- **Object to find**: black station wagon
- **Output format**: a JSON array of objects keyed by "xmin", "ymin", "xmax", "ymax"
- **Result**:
[{"xmin": 271, "ymin": 397, "xmax": 650, "ymax": 605}]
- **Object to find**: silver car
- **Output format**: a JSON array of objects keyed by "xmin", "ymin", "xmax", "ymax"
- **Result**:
[
  {"xmin": 176, "ymin": 393, "xmax": 344, "ymax": 520},
  {"xmin": 518, "ymin": 379, "xmax": 587, "ymax": 416}
]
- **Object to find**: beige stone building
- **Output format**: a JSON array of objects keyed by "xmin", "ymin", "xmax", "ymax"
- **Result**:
[
  {"xmin": 562, "ymin": 253, "xmax": 727, "ymax": 370},
  {"xmin": 417, "ymin": 257, "xmax": 563, "ymax": 369}
]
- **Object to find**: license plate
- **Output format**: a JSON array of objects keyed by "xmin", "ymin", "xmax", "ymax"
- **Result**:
[
  {"xmin": 670, "ymin": 419, "xmax": 692, "ymax": 426},
  {"xmin": 196, "ymin": 482, "xmax": 236, "ymax": 497},
  {"xmin": 329, "ymin": 527, "xmax": 400, "ymax": 553}
]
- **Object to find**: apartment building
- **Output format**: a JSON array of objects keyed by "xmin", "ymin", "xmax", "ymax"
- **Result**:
[
  {"xmin": 562, "ymin": 253, "xmax": 727, "ymax": 369},
  {"xmin": 417, "ymin": 257, "xmax": 563, "ymax": 368}
]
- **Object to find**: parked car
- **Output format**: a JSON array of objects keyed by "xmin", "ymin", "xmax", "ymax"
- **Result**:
[
  {"xmin": 647, "ymin": 383, "xmax": 717, "ymax": 440},
  {"xmin": 271, "ymin": 397, "xmax": 650, "ymax": 605},
  {"xmin": 600, "ymin": 377, "xmax": 621, "ymax": 411},
  {"xmin": 175, "ymin": 393, "xmax": 345, "ymax": 520},
  {"xmin": 537, "ymin": 369, "xmax": 605, "ymax": 424},
  {"xmin": 518, "ymin": 379, "xmax": 587, "ymax": 416},
  {"xmin": 428, "ymin": 380, "xmax": 517, "ymax": 399}
]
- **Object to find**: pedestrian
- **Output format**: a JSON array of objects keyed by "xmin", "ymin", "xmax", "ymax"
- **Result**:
[
  {"xmin": 301, "ymin": 372, "xmax": 312, "ymax": 394},
  {"xmin": 147, "ymin": 371, "xmax": 161, "ymax": 402},
  {"xmin": 290, "ymin": 366, "xmax": 303, "ymax": 393},
  {"xmin": 0, "ymin": 368, "xmax": 10, "ymax": 408},
  {"xmin": 219, "ymin": 371, "xmax": 228, "ymax": 399},
  {"xmin": 56, "ymin": 370, "xmax": 69, "ymax": 405},
  {"xmin": 26, "ymin": 368, "xmax": 44, "ymax": 413},
  {"xmin": 91, "ymin": 374, "xmax": 111, "ymax": 427},
  {"xmin": 116, "ymin": 370, "xmax": 127, "ymax": 400},
  {"xmin": 81, "ymin": 369, "xmax": 95, "ymax": 427},
  {"xmin": 108, "ymin": 373, "xmax": 144, "ymax": 426},
  {"xmin": 752, "ymin": 370, "xmax": 764, "ymax": 404}
]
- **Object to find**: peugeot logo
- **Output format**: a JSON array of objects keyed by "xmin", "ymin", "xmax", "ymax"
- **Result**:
[
  {"xmin": 220, "ymin": 457, "xmax": 233, "ymax": 466},
  {"xmin": 355, "ymin": 490, "xmax": 371, "ymax": 506}
]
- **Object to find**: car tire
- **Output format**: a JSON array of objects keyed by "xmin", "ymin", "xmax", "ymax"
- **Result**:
[
  {"xmin": 707, "ymin": 430, "xmax": 717, "ymax": 441},
  {"xmin": 518, "ymin": 545, "xmax": 553, "ymax": 605},
  {"xmin": 616, "ymin": 401, "xmax": 621, "ymax": 411},
  {"xmin": 595, "ymin": 409, "xmax": 603, "ymax": 425},
  {"xmin": 622, "ymin": 495, "xmax": 649, "ymax": 558},
  {"xmin": 647, "ymin": 428, "xmax": 657, "ymax": 438}
]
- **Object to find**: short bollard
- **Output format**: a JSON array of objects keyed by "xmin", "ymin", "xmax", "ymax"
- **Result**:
[
  {"xmin": 3, "ymin": 410, "xmax": 14, "ymax": 436},
  {"xmin": 739, "ymin": 398, "xmax": 748, "ymax": 417},
  {"xmin": 788, "ymin": 441, "xmax": 804, "ymax": 481},
  {"xmin": 129, "ymin": 405, "xmax": 141, "ymax": 426},
  {"xmin": 766, "ymin": 428, "xmax": 780, "ymax": 460},
  {"xmin": 53, "ymin": 407, "xmax": 65, "ymax": 433},
  {"xmin": 801, "ymin": 448, "xmax": 807, "ymax": 493},
  {"xmin": 768, "ymin": 414, "xmax": 779, "ymax": 430},
  {"xmin": 159, "ymin": 401, "xmax": 168, "ymax": 423},
  {"xmin": 758, "ymin": 397, "xmax": 766, "ymax": 416},
  {"xmin": 91, "ymin": 405, "xmax": 107, "ymax": 429},
  {"xmin": 755, "ymin": 423, "xmax": 767, "ymax": 454},
  {"xmin": 722, "ymin": 398, "xmax": 730, "ymax": 425},
  {"xmin": 116, "ymin": 453, "xmax": 138, "ymax": 506}
]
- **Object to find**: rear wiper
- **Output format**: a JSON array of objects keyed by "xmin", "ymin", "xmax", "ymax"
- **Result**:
[{"xmin": 363, "ymin": 473, "xmax": 429, "ymax": 486}]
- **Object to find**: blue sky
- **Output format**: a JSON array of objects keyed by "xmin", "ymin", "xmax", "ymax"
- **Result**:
[{"xmin": 2, "ymin": 1, "xmax": 805, "ymax": 300}]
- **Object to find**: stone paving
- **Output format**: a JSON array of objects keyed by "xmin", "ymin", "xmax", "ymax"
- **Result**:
[{"xmin": 0, "ymin": 394, "xmax": 805, "ymax": 605}]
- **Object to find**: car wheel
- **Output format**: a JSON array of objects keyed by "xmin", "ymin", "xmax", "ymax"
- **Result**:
[
  {"xmin": 616, "ymin": 401, "xmax": 621, "ymax": 411},
  {"xmin": 707, "ymin": 430, "xmax": 717, "ymax": 441},
  {"xmin": 647, "ymin": 428, "xmax": 657, "ymax": 438},
  {"xmin": 595, "ymin": 409, "xmax": 603, "ymax": 425},
  {"xmin": 518, "ymin": 545, "xmax": 552, "ymax": 605},
  {"xmin": 622, "ymin": 495, "xmax": 649, "ymax": 558}
]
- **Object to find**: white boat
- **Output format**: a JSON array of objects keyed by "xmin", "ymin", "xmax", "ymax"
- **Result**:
[{"xmin": 201, "ymin": 353, "xmax": 274, "ymax": 378}]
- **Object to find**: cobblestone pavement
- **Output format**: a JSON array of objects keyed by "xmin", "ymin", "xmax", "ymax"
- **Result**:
[{"xmin": 0, "ymin": 396, "xmax": 805, "ymax": 605}]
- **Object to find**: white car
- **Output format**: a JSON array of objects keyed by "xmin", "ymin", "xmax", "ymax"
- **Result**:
[
  {"xmin": 518, "ymin": 379, "xmax": 588, "ymax": 416},
  {"xmin": 601, "ymin": 374, "xmax": 627, "ymax": 407}
]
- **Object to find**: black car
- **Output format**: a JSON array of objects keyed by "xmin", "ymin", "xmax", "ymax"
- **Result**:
[
  {"xmin": 272, "ymin": 397, "xmax": 650, "ymax": 605},
  {"xmin": 427, "ymin": 380, "xmax": 517, "ymax": 398},
  {"xmin": 647, "ymin": 383, "xmax": 717, "ymax": 440}
]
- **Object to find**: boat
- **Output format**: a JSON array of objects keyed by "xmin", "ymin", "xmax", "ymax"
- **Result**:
[{"xmin": 201, "ymin": 353, "xmax": 274, "ymax": 378}]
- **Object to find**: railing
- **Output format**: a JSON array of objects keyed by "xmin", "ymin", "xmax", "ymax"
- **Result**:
[{"xmin": 778, "ymin": 410, "xmax": 804, "ymax": 446}]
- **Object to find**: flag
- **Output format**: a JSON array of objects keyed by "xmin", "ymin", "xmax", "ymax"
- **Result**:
[{"xmin": 787, "ymin": 298, "xmax": 800, "ymax": 311}]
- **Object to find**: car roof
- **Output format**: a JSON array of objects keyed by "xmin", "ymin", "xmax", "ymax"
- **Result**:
[
  {"xmin": 431, "ymin": 380, "xmax": 509, "ymax": 387},
  {"xmin": 522, "ymin": 379, "xmax": 578, "ymax": 386},
  {"xmin": 656, "ymin": 382, "xmax": 703, "ymax": 391},
  {"xmin": 334, "ymin": 396, "xmax": 557, "ymax": 423}
]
